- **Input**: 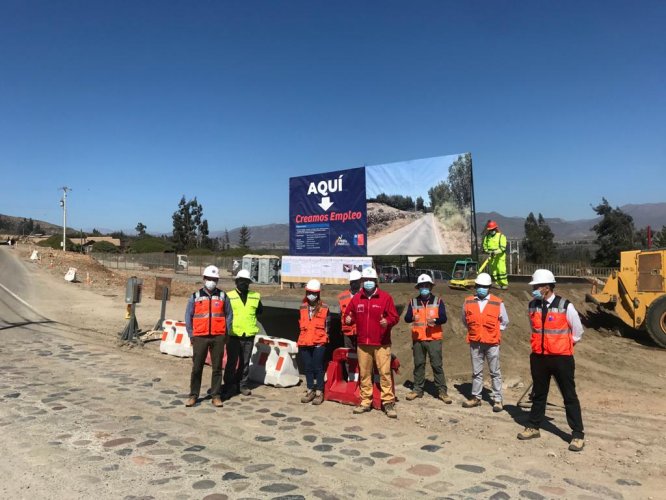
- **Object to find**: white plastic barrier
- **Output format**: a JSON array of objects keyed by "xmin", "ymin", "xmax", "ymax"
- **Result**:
[
  {"xmin": 64, "ymin": 267, "xmax": 77, "ymax": 282},
  {"xmin": 159, "ymin": 319, "xmax": 193, "ymax": 357},
  {"xmin": 248, "ymin": 335, "xmax": 300, "ymax": 388},
  {"xmin": 30, "ymin": 250, "xmax": 40, "ymax": 261}
]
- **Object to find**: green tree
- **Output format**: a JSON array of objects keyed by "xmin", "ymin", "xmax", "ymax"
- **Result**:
[
  {"xmin": 91, "ymin": 228, "xmax": 102, "ymax": 236},
  {"xmin": 135, "ymin": 222, "xmax": 147, "ymax": 237},
  {"xmin": 447, "ymin": 153, "xmax": 472, "ymax": 210},
  {"xmin": 172, "ymin": 196, "xmax": 210, "ymax": 250},
  {"xmin": 428, "ymin": 181, "xmax": 452, "ymax": 209},
  {"xmin": 223, "ymin": 228, "xmax": 231, "ymax": 250},
  {"xmin": 238, "ymin": 225, "xmax": 251, "ymax": 249},
  {"xmin": 416, "ymin": 196, "xmax": 425, "ymax": 212},
  {"xmin": 654, "ymin": 226, "xmax": 666, "ymax": 248},
  {"xmin": 522, "ymin": 212, "xmax": 555, "ymax": 263},
  {"xmin": 592, "ymin": 198, "xmax": 635, "ymax": 266}
]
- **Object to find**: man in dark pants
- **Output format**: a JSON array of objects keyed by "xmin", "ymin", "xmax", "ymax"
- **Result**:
[
  {"xmin": 224, "ymin": 269, "xmax": 262, "ymax": 397},
  {"xmin": 184, "ymin": 265, "xmax": 233, "ymax": 408},
  {"xmin": 517, "ymin": 269, "xmax": 585, "ymax": 452}
]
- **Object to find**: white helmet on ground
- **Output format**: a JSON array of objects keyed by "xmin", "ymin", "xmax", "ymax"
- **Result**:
[
  {"xmin": 361, "ymin": 268, "xmax": 378, "ymax": 280},
  {"xmin": 529, "ymin": 269, "xmax": 556, "ymax": 285},
  {"xmin": 475, "ymin": 273, "xmax": 492, "ymax": 287},
  {"xmin": 235, "ymin": 269, "xmax": 252, "ymax": 281},
  {"xmin": 305, "ymin": 279, "xmax": 321, "ymax": 292},
  {"xmin": 349, "ymin": 270, "xmax": 362, "ymax": 282},
  {"xmin": 415, "ymin": 273, "xmax": 434, "ymax": 288},
  {"xmin": 203, "ymin": 265, "xmax": 220, "ymax": 279}
]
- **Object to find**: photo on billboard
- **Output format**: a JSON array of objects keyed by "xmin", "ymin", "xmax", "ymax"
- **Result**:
[{"xmin": 365, "ymin": 153, "xmax": 473, "ymax": 255}]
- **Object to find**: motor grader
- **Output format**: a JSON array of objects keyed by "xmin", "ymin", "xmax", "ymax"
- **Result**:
[{"xmin": 586, "ymin": 249, "xmax": 666, "ymax": 348}]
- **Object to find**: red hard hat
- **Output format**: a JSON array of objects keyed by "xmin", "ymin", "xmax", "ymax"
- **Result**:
[{"xmin": 486, "ymin": 220, "xmax": 498, "ymax": 230}]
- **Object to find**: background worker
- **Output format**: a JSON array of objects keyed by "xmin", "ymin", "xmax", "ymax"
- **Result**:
[
  {"xmin": 461, "ymin": 272, "xmax": 509, "ymax": 412},
  {"xmin": 345, "ymin": 267, "xmax": 400, "ymax": 418},
  {"xmin": 482, "ymin": 220, "xmax": 509, "ymax": 289},
  {"xmin": 298, "ymin": 279, "xmax": 330, "ymax": 406},
  {"xmin": 224, "ymin": 269, "xmax": 262, "ymax": 398},
  {"xmin": 338, "ymin": 270, "xmax": 362, "ymax": 349},
  {"xmin": 403, "ymin": 274, "xmax": 452, "ymax": 404},
  {"xmin": 517, "ymin": 269, "xmax": 586, "ymax": 452},
  {"xmin": 184, "ymin": 265, "xmax": 233, "ymax": 408}
]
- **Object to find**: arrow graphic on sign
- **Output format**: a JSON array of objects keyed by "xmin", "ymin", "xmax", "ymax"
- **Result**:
[{"xmin": 318, "ymin": 196, "xmax": 334, "ymax": 211}]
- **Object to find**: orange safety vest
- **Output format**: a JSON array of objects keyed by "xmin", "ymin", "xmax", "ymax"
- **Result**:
[
  {"xmin": 192, "ymin": 289, "xmax": 227, "ymax": 336},
  {"xmin": 464, "ymin": 294, "xmax": 503, "ymax": 344},
  {"xmin": 410, "ymin": 296, "xmax": 443, "ymax": 341},
  {"xmin": 298, "ymin": 302, "xmax": 329, "ymax": 346},
  {"xmin": 529, "ymin": 295, "xmax": 574, "ymax": 355},
  {"xmin": 338, "ymin": 290, "xmax": 356, "ymax": 336}
]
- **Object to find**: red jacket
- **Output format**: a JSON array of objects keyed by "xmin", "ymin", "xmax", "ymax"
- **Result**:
[{"xmin": 345, "ymin": 287, "xmax": 400, "ymax": 346}]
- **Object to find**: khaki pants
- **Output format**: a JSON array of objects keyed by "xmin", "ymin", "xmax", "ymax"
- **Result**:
[{"xmin": 357, "ymin": 344, "xmax": 394, "ymax": 406}]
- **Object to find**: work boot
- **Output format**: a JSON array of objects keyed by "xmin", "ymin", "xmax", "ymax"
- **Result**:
[
  {"xmin": 311, "ymin": 390, "xmax": 324, "ymax": 405},
  {"xmin": 500, "ymin": 285, "xmax": 508, "ymax": 290},
  {"xmin": 405, "ymin": 391, "xmax": 423, "ymax": 401},
  {"xmin": 185, "ymin": 395, "xmax": 197, "ymax": 407},
  {"xmin": 240, "ymin": 387, "xmax": 252, "ymax": 396},
  {"xmin": 211, "ymin": 396, "xmax": 223, "ymax": 408},
  {"xmin": 353, "ymin": 404, "xmax": 372, "ymax": 414},
  {"xmin": 383, "ymin": 402, "xmax": 398, "ymax": 419},
  {"xmin": 300, "ymin": 390, "xmax": 316, "ymax": 403},
  {"xmin": 568, "ymin": 438, "xmax": 585, "ymax": 452},
  {"xmin": 438, "ymin": 392, "xmax": 453, "ymax": 404},
  {"xmin": 517, "ymin": 427, "xmax": 541, "ymax": 440},
  {"xmin": 462, "ymin": 398, "xmax": 481, "ymax": 408},
  {"xmin": 493, "ymin": 401, "xmax": 504, "ymax": 413}
]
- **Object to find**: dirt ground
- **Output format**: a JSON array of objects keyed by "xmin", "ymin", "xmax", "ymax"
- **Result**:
[{"xmin": 12, "ymin": 245, "xmax": 666, "ymax": 497}]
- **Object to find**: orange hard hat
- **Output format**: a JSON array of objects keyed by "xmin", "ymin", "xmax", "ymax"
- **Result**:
[{"xmin": 486, "ymin": 220, "xmax": 498, "ymax": 230}]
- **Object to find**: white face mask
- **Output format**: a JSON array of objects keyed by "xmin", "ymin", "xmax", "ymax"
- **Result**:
[
  {"xmin": 204, "ymin": 280, "xmax": 217, "ymax": 291},
  {"xmin": 306, "ymin": 294, "xmax": 318, "ymax": 303}
]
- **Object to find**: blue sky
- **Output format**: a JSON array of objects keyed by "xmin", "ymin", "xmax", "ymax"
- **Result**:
[{"xmin": 1, "ymin": 1, "xmax": 664, "ymax": 234}]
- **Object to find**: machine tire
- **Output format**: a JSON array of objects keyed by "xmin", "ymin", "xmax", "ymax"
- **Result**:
[{"xmin": 645, "ymin": 294, "xmax": 666, "ymax": 348}]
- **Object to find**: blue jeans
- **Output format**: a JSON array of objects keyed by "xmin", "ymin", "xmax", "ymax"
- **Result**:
[{"xmin": 299, "ymin": 345, "xmax": 326, "ymax": 391}]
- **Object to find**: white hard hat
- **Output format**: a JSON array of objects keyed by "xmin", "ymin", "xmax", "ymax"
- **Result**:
[
  {"xmin": 415, "ymin": 274, "xmax": 434, "ymax": 287},
  {"xmin": 203, "ymin": 265, "xmax": 220, "ymax": 279},
  {"xmin": 235, "ymin": 269, "xmax": 252, "ymax": 281},
  {"xmin": 529, "ymin": 269, "xmax": 556, "ymax": 285},
  {"xmin": 361, "ymin": 267, "xmax": 378, "ymax": 280},
  {"xmin": 349, "ymin": 270, "xmax": 362, "ymax": 282},
  {"xmin": 305, "ymin": 279, "xmax": 321, "ymax": 292},
  {"xmin": 475, "ymin": 273, "xmax": 492, "ymax": 287}
]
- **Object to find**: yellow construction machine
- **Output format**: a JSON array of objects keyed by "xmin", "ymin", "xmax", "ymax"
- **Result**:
[{"xmin": 586, "ymin": 249, "xmax": 666, "ymax": 348}]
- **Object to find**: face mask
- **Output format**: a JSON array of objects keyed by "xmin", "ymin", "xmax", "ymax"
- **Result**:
[
  {"xmin": 489, "ymin": 230, "xmax": 496, "ymax": 236},
  {"xmin": 306, "ymin": 294, "xmax": 318, "ymax": 302},
  {"xmin": 531, "ymin": 289, "xmax": 543, "ymax": 300},
  {"xmin": 237, "ymin": 282, "xmax": 249, "ymax": 293},
  {"xmin": 204, "ymin": 280, "xmax": 217, "ymax": 291},
  {"xmin": 419, "ymin": 288, "xmax": 430, "ymax": 297},
  {"xmin": 476, "ymin": 287, "xmax": 489, "ymax": 299},
  {"xmin": 363, "ymin": 281, "xmax": 376, "ymax": 292},
  {"xmin": 350, "ymin": 282, "xmax": 361, "ymax": 294}
]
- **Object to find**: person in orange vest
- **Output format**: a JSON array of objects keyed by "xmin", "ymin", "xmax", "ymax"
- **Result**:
[
  {"xmin": 403, "ymin": 274, "xmax": 452, "ymax": 404},
  {"xmin": 517, "ymin": 269, "xmax": 585, "ymax": 452},
  {"xmin": 338, "ymin": 270, "xmax": 362, "ymax": 349},
  {"xmin": 298, "ymin": 279, "xmax": 330, "ymax": 405},
  {"xmin": 184, "ymin": 265, "xmax": 233, "ymax": 408},
  {"xmin": 461, "ymin": 272, "xmax": 509, "ymax": 412}
]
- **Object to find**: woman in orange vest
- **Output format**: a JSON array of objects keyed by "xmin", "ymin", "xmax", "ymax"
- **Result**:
[
  {"xmin": 338, "ymin": 270, "xmax": 361, "ymax": 349},
  {"xmin": 298, "ymin": 279, "xmax": 330, "ymax": 405},
  {"xmin": 461, "ymin": 273, "xmax": 509, "ymax": 412}
]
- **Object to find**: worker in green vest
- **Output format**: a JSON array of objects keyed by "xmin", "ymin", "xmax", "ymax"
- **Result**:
[
  {"xmin": 482, "ymin": 220, "xmax": 509, "ymax": 289},
  {"xmin": 223, "ymin": 269, "xmax": 263, "ymax": 397}
]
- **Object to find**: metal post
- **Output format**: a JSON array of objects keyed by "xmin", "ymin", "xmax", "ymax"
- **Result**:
[
  {"xmin": 153, "ymin": 286, "xmax": 169, "ymax": 331},
  {"xmin": 60, "ymin": 186, "xmax": 71, "ymax": 251}
]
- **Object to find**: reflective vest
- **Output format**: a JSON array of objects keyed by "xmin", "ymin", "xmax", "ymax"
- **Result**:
[
  {"xmin": 529, "ymin": 295, "xmax": 574, "ymax": 355},
  {"xmin": 464, "ymin": 294, "xmax": 502, "ymax": 344},
  {"xmin": 338, "ymin": 290, "xmax": 356, "ymax": 336},
  {"xmin": 227, "ymin": 289, "xmax": 260, "ymax": 336},
  {"xmin": 410, "ymin": 296, "xmax": 443, "ymax": 341},
  {"xmin": 192, "ymin": 289, "xmax": 227, "ymax": 336},
  {"xmin": 483, "ymin": 231, "xmax": 507, "ymax": 253},
  {"xmin": 298, "ymin": 302, "xmax": 329, "ymax": 346}
]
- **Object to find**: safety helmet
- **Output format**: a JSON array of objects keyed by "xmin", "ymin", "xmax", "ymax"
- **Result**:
[
  {"xmin": 486, "ymin": 220, "xmax": 498, "ymax": 231},
  {"xmin": 475, "ymin": 273, "xmax": 492, "ymax": 287},
  {"xmin": 415, "ymin": 273, "xmax": 434, "ymax": 288},
  {"xmin": 529, "ymin": 269, "xmax": 556, "ymax": 285},
  {"xmin": 361, "ymin": 267, "xmax": 378, "ymax": 280},
  {"xmin": 305, "ymin": 279, "xmax": 321, "ymax": 292},
  {"xmin": 235, "ymin": 269, "xmax": 252, "ymax": 281},
  {"xmin": 203, "ymin": 265, "xmax": 220, "ymax": 279},
  {"xmin": 349, "ymin": 270, "xmax": 362, "ymax": 282}
]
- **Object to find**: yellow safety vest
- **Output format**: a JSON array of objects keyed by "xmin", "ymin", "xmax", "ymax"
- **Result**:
[{"xmin": 227, "ymin": 289, "xmax": 260, "ymax": 336}]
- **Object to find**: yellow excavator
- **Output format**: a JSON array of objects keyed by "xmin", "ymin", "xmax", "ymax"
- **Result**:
[{"xmin": 586, "ymin": 249, "xmax": 666, "ymax": 348}]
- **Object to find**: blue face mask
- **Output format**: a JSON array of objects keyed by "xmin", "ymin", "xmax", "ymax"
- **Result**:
[
  {"xmin": 531, "ymin": 289, "xmax": 543, "ymax": 300},
  {"xmin": 363, "ymin": 281, "xmax": 376, "ymax": 292},
  {"xmin": 476, "ymin": 287, "xmax": 489, "ymax": 299},
  {"xmin": 419, "ymin": 288, "xmax": 430, "ymax": 297}
]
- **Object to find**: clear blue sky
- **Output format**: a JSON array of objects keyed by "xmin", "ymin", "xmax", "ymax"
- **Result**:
[{"xmin": 1, "ymin": 1, "xmax": 664, "ymax": 234}]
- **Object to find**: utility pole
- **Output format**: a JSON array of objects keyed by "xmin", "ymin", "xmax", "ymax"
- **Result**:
[{"xmin": 59, "ymin": 187, "xmax": 71, "ymax": 252}]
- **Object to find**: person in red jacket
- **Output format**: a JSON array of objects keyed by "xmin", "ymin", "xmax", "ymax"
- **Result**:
[
  {"xmin": 338, "ymin": 269, "xmax": 362, "ymax": 349},
  {"xmin": 344, "ymin": 267, "xmax": 400, "ymax": 418},
  {"xmin": 298, "ymin": 279, "xmax": 330, "ymax": 406}
]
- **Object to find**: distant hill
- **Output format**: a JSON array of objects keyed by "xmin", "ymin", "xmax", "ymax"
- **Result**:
[
  {"xmin": 211, "ymin": 224, "xmax": 289, "ymax": 249},
  {"xmin": 0, "ymin": 213, "xmax": 62, "ymax": 234}
]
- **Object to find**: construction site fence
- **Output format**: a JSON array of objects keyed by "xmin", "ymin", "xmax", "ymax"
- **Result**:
[
  {"xmin": 91, "ymin": 253, "xmax": 236, "ymax": 277},
  {"xmin": 519, "ymin": 262, "xmax": 616, "ymax": 278}
]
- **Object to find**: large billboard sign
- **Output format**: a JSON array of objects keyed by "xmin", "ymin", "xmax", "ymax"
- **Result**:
[{"xmin": 289, "ymin": 153, "xmax": 473, "ymax": 256}]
